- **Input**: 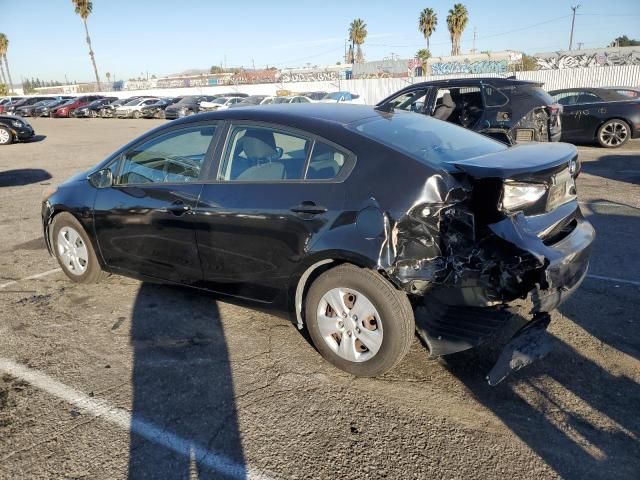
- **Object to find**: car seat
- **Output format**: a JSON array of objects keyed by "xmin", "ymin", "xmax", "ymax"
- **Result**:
[{"xmin": 432, "ymin": 93, "xmax": 455, "ymax": 121}]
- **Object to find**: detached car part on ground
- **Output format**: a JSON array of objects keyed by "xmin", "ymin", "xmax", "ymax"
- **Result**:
[
  {"xmin": 549, "ymin": 87, "xmax": 640, "ymax": 148},
  {"xmin": 0, "ymin": 115, "xmax": 35, "ymax": 145},
  {"xmin": 377, "ymin": 78, "xmax": 562, "ymax": 146},
  {"xmin": 41, "ymin": 104, "xmax": 594, "ymax": 384}
]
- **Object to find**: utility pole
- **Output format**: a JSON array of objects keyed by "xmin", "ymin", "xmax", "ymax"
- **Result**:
[
  {"xmin": 577, "ymin": 42, "xmax": 584, "ymax": 50},
  {"xmin": 569, "ymin": 4, "xmax": 580, "ymax": 51},
  {"xmin": 472, "ymin": 27, "xmax": 477, "ymax": 53}
]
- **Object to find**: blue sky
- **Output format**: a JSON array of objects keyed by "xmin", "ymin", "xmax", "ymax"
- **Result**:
[{"xmin": 2, "ymin": 0, "xmax": 639, "ymax": 82}]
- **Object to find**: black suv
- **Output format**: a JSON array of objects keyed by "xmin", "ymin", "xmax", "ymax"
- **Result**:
[{"xmin": 377, "ymin": 77, "xmax": 562, "ymax": 145}]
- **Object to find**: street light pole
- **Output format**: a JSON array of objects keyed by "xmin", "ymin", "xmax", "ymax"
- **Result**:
[{"xmin": 569, "ymin": 4, "xmax": 580, "ymax": 51}]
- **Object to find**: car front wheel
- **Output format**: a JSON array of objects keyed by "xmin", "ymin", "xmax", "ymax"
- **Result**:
[
  {"xmin": 51, "ymin": 212, "xmax": 107, "ymax": 283},
  {"xmin": 0, "ymin": 126, "xmax": 13, "ymax": 145},
  {"xmin": 305, "ymin": 264, "xmax": 415, "ymax": 377},
  {"xmin": 597, "ymin": 119, "xmax": 630, "ymax": 148}
]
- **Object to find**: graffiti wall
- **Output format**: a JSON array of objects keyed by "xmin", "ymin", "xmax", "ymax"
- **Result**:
[
  {"xmin": 534, "ymin": 47, "xmax": 640, "ymax": 70},
  {"xmin": 427, "ymin": 51, "xmax": 520, "ymax": 76}
]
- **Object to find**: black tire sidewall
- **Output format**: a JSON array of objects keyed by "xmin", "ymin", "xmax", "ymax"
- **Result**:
[
  {"xmin": 598, "ymin": 119, "xmax": 630, "ymax": 148},
  {"xmin": 51, "ymin": 213, "xmax": 103, "ymax": 283},
  {"xmin": 306, "ymin": 266, "xmax": 413, "ymax": 377}
]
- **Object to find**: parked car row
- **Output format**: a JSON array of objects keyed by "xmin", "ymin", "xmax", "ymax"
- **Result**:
[{"xmin": 2, "ymin": 81, "xmax": 638, "ymax": 147}]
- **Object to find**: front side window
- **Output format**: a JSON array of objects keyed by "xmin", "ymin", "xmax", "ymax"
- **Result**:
[
  {"xmin": 387, "ymin": 89, "xmax": 428, "ymax": 112},
  {"xmin": 219, "ymin": 126, "xmax": 310, "ymax": 181},
  {"xmin": 117, "ymin": 125, "xmax": 216, "ymax": 185}
]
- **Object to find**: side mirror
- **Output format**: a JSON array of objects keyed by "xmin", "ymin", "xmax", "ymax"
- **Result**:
[{"xmin": 88, "ymin": 168, "xmax": 113, "ymax": 188}]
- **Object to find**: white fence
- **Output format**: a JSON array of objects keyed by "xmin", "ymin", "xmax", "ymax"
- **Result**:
[{"xmin": 91, "ymin": 65, "xmax": 640, "ymax": 105}]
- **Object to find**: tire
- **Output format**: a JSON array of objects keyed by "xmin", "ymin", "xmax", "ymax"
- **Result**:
[
  {"xmin": 597, "ymin": 119, "xmax": 630, "ymax": 148},
  {"xmin": 90, "ymin": 110, "xmax": 97, "ymax": 118},
  {"xmin": 0, "ymin": 126, "xmax": 13, "ymax": 145},
  {"xmin": 305, "ymin": 264, "xmax": 415, "ymax": 377},
  {"xmin": 132, "ymin": 110, "xmax": 140, "ymax": 119},
  {"xmin": 51, "ymin": 212, "xmax": 107, "ymax": 284}
]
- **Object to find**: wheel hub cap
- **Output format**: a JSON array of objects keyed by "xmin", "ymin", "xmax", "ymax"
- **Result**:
[
  {"xmin": 601, "ymin": 122, "xmax": 628, "ymax": 146},
  {"xmin": 317, "ymin": 287, "xmax": 383, "ymax": 363},
  {"xmin": 57, "ymin": 227, "xmax": 89, "ymax": 275}
]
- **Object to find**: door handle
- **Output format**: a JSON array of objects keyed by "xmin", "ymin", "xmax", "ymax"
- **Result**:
[
  {"xmin": 167, "ymin": 200, "xmax": 192, "ymax": 216},
  {"xmin": 290, "ymin": 202, "xmax": 327, "ymax": 215}
]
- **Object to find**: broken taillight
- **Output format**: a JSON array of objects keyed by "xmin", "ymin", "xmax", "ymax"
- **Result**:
[{"xmin": 545, "ymin": 103, "xmax": 563, "ymax": 116}]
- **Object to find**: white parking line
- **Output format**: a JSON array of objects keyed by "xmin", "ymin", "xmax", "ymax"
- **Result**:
[
  {"xmin": 0, "ymin": 358, "xmax": 276, "ymax": 480},
  {"xmin": 586, "ymin": 274, "xmax": 640, "ymax": 287},
  {"xmin": 0, "ymin": 268, "xmax": 62, "ymax": 290}
]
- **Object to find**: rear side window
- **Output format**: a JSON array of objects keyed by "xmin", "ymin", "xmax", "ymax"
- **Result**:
[
  {"xmin": 219, "ymin": 126, "xmax": 310, "ymax": 181},
  {"xmin": 483, "ymin": 85, "xmax": 509, "ymax": 107},
  {"xmin": 352, "ymin": 112, "xmax": 506, "ymax": 166},
  {"xmin": 306, "ymin": 142, "xmax": 346, "ymax": 180}
]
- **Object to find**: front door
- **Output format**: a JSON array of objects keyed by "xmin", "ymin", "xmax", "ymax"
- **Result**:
[
  {"xmin": 93, "ymin": 123, "xmax": 218, "ymax": 284},
  {"xmin": 193, "ymin": 123, "xmax": 352, "ymax": 302}
]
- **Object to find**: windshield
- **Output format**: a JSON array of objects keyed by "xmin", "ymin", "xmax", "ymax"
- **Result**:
[
  {"xmin": 244, "ymin": 96, "xmax": 266, "ymax": 104},
  {"xmin": 272, "ymin": 97, "xmax": 289, "ymax": 104},
  {"xmin": 124, "ymin": 99, "xmax": 143, "ymax": 106},
  {"xmin": 352, "ymin": 111, "xmax": 507, "ymax": 166},
  {"xmin": 211, "ymin": 98, "xmax": 227, "ymax": 104},
  {"xmin": 323, "ymin": 92, "xmax": 346, "ymax": 100},
  {"xmin": 175, "ymin": 96, "xmax": 197, "ymax": 105}
]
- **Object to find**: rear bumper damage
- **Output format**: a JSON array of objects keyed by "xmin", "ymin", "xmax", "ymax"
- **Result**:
[{"xmin": 380, "ymin": 164, "xmax": 594, "ymax": 384}]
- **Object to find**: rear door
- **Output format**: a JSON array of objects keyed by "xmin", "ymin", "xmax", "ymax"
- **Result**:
[
  {"xmin": 93, "ymin": 122, "xmax": 220, "ymax": 284},
  {"xmin": 194, "ymin": 122, "xmax": 353, "ymax": 302}
]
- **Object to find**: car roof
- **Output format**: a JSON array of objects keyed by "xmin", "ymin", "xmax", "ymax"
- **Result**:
[
  {"xmin": 548, "ymin": 87, "xmax": 630, "ymax": 101},
  {"xmin": 178, "ymin": 103, "xmax": 378, "ymax": 126},
  {"xmin": 408, "ymin": 77, "xmax": 541, "ymax": 88}
]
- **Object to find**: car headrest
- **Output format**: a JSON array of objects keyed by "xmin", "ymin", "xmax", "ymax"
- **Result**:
[
  {"xmin": 241, "ymin": 134, "xmax": 277, "ymax": 160},
  {"xmin": 236, "ymin": 162, "xmax": 285, "ymax": 181},
  {"xmin": 441, "ymin": 93, "xmax": 455, "ymax": 108}
]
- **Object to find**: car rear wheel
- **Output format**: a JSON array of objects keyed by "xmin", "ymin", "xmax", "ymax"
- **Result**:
[
  {"xmin": 305, "ymin": 264, "xmax": 415, "ymax": 376},
  {"xmin": 51, "ymin": 213, "xmax": 107, "ymax": 283},
  {"xmin": 0, "ymin": 126, "xmax": 13, "ymax": 145},
  {"xmin": 597, "ymin": 119, "xmax": 630, "ymax": 148},
  {"xmin": 132, "ymin": 110, "xmax": 140, "ymax": 119}
]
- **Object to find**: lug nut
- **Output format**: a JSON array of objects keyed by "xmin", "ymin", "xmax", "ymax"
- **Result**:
[
  {"xmin": 338, "ymin": 321, "xmax": 344, "ymax": 328},
  {"xmin": 356, "ymin": 327, "xmax": 361, "ymax": 334},
  {"xmin": 342, "ymin": 312, "xmax": 347, "ymax": 318},
  {"xmin": 352, "ymin": 315, "xmax": 358, "ymax": 321},
  {"xmin": 347, "ymin": 331, "xmax": 352, "ymax": 337}
]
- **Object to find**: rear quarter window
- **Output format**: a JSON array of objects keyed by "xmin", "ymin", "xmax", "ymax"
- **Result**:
[{"xmin": 352, "ymin": 112, "xmax": 506, "ymax": 166}]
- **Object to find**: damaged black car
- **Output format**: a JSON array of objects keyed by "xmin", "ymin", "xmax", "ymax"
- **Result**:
[
  {"xmin": 41, "ymin": 104, "xmax": 594, "ymax": 383},
  {"xmin": 377, "ymin": 78, "xmax": 563, "ymax": 145}
]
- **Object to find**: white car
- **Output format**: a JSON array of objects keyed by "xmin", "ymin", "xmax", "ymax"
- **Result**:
[
  {"xmin": 115, "ymin": 98, "xmax": 160, "ymax": 118},
  {"xmin": 318, "ymin": 91, "xmax": 365, "ymax": 104},
  {"xmin": 262, "ymin": 96, "xmax": 312, "ymax": 105},
  {"xmin": 199, "ymin": 96, "xmax": 245, "ymax": 112}
]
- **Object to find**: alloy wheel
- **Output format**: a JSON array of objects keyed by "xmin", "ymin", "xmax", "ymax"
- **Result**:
[
  {"xmin": 57, "ymin": 226, "xmax": 89, "ymax": 275},
  {"xmin": 316, "ymin": 287, "xmax": 383, "ymax": 362},
  {"xmin": 0, "ymin": 128, "xmax": 11, "ymax": 144},
  {"xmin": 600, "ymin": 121, "xmax": 628, "ymax": 147}
]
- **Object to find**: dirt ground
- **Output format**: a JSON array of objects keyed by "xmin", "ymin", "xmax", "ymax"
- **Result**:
[{"xmin": 0, "ymin": 117, "xmax": 638, "ymax": 479}]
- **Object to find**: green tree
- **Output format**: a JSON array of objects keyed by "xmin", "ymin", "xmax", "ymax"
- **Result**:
[
  {"xmin": 349, "ymin": 18, "xmax": 368, "ymax": 64},
  {"xmin": 418, "ymin": 8, "xmax": 438, "ymax": 52},
  {"xmin": 0, "ymin": 33, "xmax": 15, "ymax": 93},
  {"xmin": 71, "ymin": 0, "xmax": 101, "ymax": 90},
  {"xmin": 416, "ymin": 48, "xmax": 431, "ymax": 69},
  {"xmin": 0, "ymin": 83, "xmax": 8, "ymax": 96},
  {"xmin": 105, "ymin": 71, "xmax": 111, "ymax": 84},
  {"xmin": 446, "ymin": 3, "xmax": 468, "ymax": 56},
  {"xmin": 611, "ymin": 35, "xmax": 640, "ymax": 47}
]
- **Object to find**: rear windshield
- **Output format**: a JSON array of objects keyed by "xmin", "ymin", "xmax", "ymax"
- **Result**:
[{"xmin": 352, "ymin": 112, "xmax": 507, "ymax": 165}]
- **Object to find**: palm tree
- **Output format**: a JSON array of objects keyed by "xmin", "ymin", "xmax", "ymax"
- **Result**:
[
  {"xmin": 71, "ymin": 0, "xmax": 101, "ymax": 90},
  {"xmin": 446, "ymin": 3, "xmax": 468, "ymax": 56},
  {"xmin": 348, "ymin": 18, "xmax": 368, "ymax": 64},
  {"xmin": 0, "ymin": 33, "xmax": 14, "ymax": 93},
  {"xmin": 418, "ymin": 8, "xmax": 438, "ymax": 51}
]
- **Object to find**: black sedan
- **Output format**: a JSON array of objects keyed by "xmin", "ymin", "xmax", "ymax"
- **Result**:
[
  {"xmin": 72, "ymin": 97, "xmax": 120, "ymax": 118},
  {"xmin": 41, "ymin": 104, "xmax": 594, "ymax": 382},
  {"xmin": 164, "ymin": 95, "xmax": 217, "ymax": 119},
  {"xmin": 0, "ymin": 115, "xmax": 35, "ymax": 145},
  {"xmin": 549, "ymin": 87, "xmax": 640, "ymax": 148},
  {"xmin": 140, "ymin": 97, "xmax": 180, "ymax": 119},
  {"xmin": 377, "ymin": 78, "xmax": 563, "ymax": 145}
]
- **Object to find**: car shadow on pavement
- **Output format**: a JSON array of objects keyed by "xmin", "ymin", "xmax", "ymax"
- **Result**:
[
  {"xmin": 443, "ymin": 316, "xmax": 640, "ymax": 479},
  {"xmin": 128, "ymin": 283, "xmax": 246, "ymax": 479},
  {"xmin": 0, "ymin": 168, "xmax": 52, "ymax": 187},
  {"xmin": 26, "ymin": 134, "xmax": 47, "ymax": 143},
  {"xmin": 581, "ymin": 154, "xmax": 640, "ymax": 185}
]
